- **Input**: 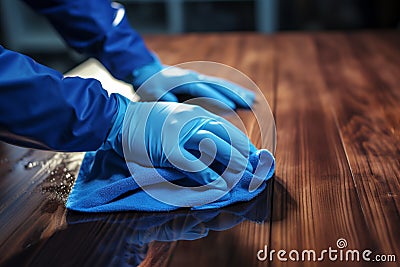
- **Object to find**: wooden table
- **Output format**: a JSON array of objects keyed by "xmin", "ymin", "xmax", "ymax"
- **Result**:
[{"xmin": 0, "ymin": 32, "xmax": 399, "ymax": 266}]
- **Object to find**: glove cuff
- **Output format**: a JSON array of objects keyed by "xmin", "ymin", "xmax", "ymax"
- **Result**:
[
  {"xmin": 130, "ymin": 53, "xmax": 163, "ymax": 89},
  {"xmin": 101, "ymin": 93, "xmax": 130, "ymax": 156}
]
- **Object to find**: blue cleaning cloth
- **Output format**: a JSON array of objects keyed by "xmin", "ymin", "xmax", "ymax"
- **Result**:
[{"xmin": 66, "ymin": 148, "xmax": 275, "ymax": 212}]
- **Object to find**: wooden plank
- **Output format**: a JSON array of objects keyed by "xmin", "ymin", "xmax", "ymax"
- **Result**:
[
  {"xmin": 269, "ymin": 33, "xmax": 375, "ymax": 266},
  {"xmin": 314, "ymin": 32, "xmax": 400, "ymax": 263},
  {"xmin": 0, "ymin": 145, "xmax": 83, "ymax": 265}
]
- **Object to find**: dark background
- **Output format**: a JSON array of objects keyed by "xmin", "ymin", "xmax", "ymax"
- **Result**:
[{"xmin": 1, "ymin": 0, "xmax": 399, "ymax": 72}]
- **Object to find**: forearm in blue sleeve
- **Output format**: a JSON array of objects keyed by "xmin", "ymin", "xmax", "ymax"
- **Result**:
[
  {"xmin": 0, "ymin": 45, "xmax": 118, "ymax": 152},
  {"xmin": 23, "ymin": 0, "xmax": 155, "ymax": 81}
]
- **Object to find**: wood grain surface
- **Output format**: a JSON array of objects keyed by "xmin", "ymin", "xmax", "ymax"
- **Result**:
[{"xmin": 0, "ymin": 32, "xmax": 399, "ymax": 267}]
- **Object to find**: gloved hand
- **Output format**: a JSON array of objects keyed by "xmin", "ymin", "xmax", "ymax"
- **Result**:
[
  {"xmin": 129, "ymin": 56, "xmax": 255, "ymax": 109},
  {"xmin": 104, "ymin": 94, "xmax": 257, "ymax": 187}
]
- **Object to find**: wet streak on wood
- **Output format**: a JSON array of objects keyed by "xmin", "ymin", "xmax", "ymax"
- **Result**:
[{"xmin": 0, "ymin": 32, "xmax": 399, "ymax": 267}]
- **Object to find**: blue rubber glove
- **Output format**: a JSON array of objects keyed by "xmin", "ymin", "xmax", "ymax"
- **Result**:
[
  {"xmin": 105, "ymin": 94, "xmax": 257, "ymax": 187},
  {"xmin": 130, "ymin": 57, "xmax": 255, "ymax": 109}
]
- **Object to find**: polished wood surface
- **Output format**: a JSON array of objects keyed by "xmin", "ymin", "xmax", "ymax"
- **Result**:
[{"xmin": 0, "ymin": 32, "xmax": 399, "ymax": 266}]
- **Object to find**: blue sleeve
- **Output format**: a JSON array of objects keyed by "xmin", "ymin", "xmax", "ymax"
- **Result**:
[
  {"xmin": 22, "ymin": 0, "xmax": 155, "ymax": 81},
  {"xmin": 0, "ymin": 45, "xmax": 118, "ymax": 152}
]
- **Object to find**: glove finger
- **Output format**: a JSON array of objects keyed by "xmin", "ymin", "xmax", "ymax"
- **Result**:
[
  {"xmin": 168, "ymin": 147, "xmax": 228, "ymax": 188},
  {"xmin": 210, "ymin": 82, "xmax": 255, "ymax": 108},
  {"xmin": 172, "ymin": 83, "xmax": 236, "ymax": 109},
  {"xmin": 200, "ymin": 76, "xmax": 255, "ymax": 108},
  {"xmin": 159, "ymin": 91, "xmax": 179, "ymax": 102},
  {"xmin": 184, "ymin": 130, "xmax": 253, "ymax": 173},
  {"xmin": 199, "ymin": 120, "xmax": 257, "ymax": 156}
]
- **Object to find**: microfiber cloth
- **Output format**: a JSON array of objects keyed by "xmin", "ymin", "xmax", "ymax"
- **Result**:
[{"xmin": 66, "ymin": 149, "xmax": 275, "ymax": 212}]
